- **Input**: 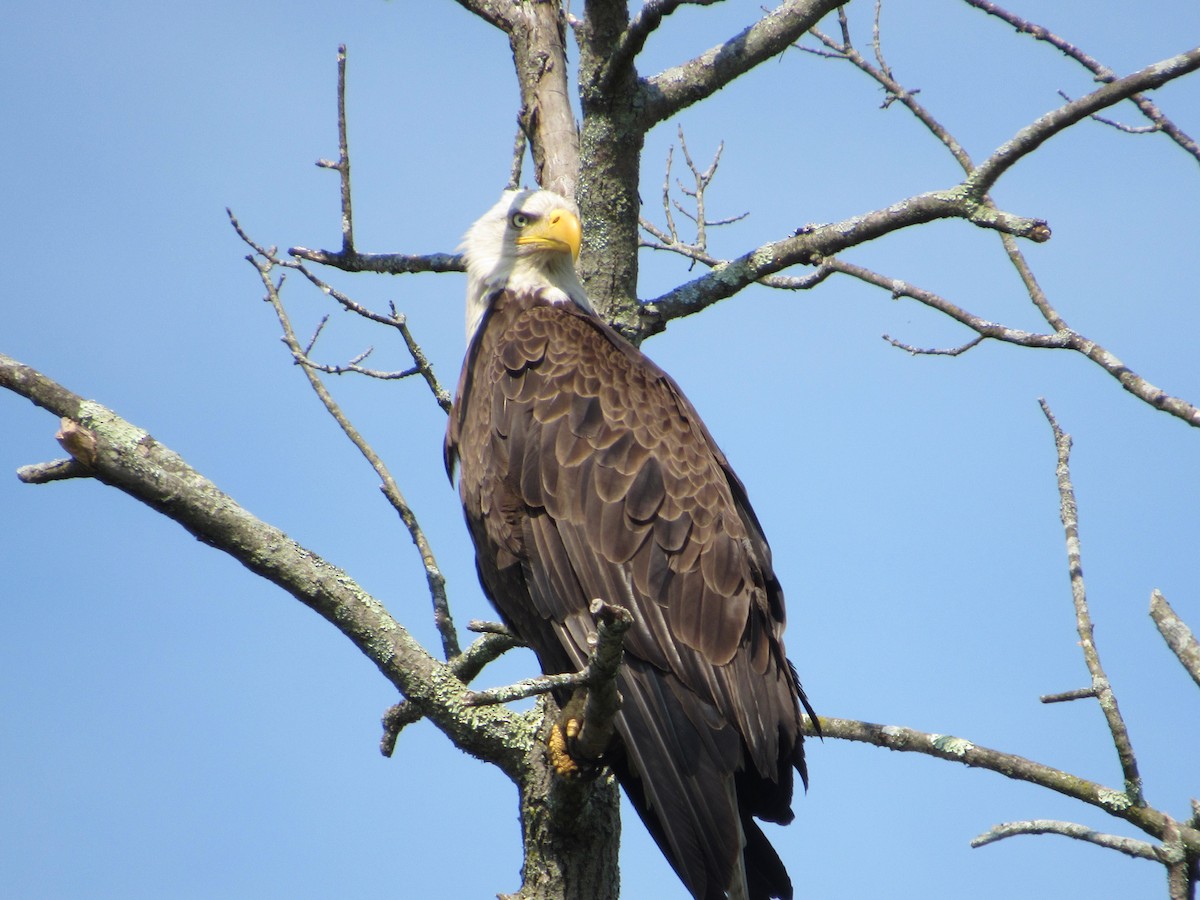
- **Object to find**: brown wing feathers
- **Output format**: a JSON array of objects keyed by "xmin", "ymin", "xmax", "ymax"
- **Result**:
[{"xmin": 449, "ymin": 287, "xmax": 807, "ymax": 900}]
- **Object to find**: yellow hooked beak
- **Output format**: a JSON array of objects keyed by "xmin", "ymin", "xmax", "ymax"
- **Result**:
[{"xmin": 515, "ymin": 208, "xmax": 582, "ymax": 261}]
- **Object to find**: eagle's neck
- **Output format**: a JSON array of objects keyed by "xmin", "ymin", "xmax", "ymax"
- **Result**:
[{"xmin": 465, "ymin": 253, "xmax": 592, "ymax": 341}]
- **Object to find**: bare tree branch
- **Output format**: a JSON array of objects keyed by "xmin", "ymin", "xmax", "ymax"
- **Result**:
[
  {"xmin": 381, "ymin": 629, "xmax": 523, "ymax": 757},
  {"xmin": 639, "ymin": 187, "xmax": 1047, "ymax": 336},
  {"xmin": 639, "ymin": 0, "xmax": 843, "ymax": 128},
  {"xmin": 16, "ymin": 456, "xmax": 92, "ymax": 484},
  {"xmin": 1150, "ymin": 590, "xmax": 1200, "ymax": 690},
  {"xmin": 0, "ymin": 351, "xmax": 532, "ymax": 780},
  {"xmin": 806, "ymin": 13, "xmax": 973, "ymax": 170},
  {"xmin": 231, "ymin": 212, "xmax": 459, "ymax": 658},
  {"xmin": 963, "ymin": 0, "xmax": 1200, "ymax": 164},
  {"xmin": 1040, "ymin": 687, "xmax": 1098, "ymax": 705},
  {"xmin": 1040, "ymin": 400, "xmax": 1143, "ymax": 805},
  {"xmin": 288, "ymin": 246, "xmax": 464, "ymax": 275},
  {"xmin": 464, "ymin": 601, "xmax": 631, "ymax": 717},
  {"xmin": 602, "ymin": 0, "xmax": 723, "ymax": 93},
  {"xmin": 971, "ymin": 820, "xmax": 1161, "ymax": 862},
  {"xmin": 514, "ymin": 1, "xmax": 580, "ymax": 196},
  {"xmin": 320, "ymin": 44, "xmax": 354, "ymax": 256},
  {"xmin": 815, "ymin": 258, "xmax": 1200, "ymax": 429},
  {"xmin": 452, "ymin": 0, "xmax": 516, "ymax": 33},
  {"xmin": 812, "ymin": 715, "xmax": 1200, "ymax": 855},
  {"xmin": 967, "ymin": 47, "xmax": 1200, "ymax": 198}
]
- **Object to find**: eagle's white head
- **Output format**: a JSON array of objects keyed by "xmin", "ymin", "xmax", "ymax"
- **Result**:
[{"xmin": 460, "ymin": 189, "xmax": 592, "ymax": 340}]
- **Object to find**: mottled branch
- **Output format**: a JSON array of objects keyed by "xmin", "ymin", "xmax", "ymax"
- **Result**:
[
  {"xmin": 513, "ymin": 0, "xmax": 580, "ymax": 196},
  {"xmin": 232, "ymin": 213, "xmax": 458, "ymax": 657},
  {"xmin": 963, "ymin": 0, "xmax": 1200, "ymax": 164},
  {"xmin": 0, "ymin": 351, "xmax": 533, "ymax": 780},
  {"xmin": 823, "ymin": 258, "xmax": 1200, "ymax": 429},
  {"xmin": 288, "ymin": 247, "xmax": 464, "ymax": 276},
  {"xmin": 464, "ymin": 601, "xmax": 632, "ymax": 730},
  {"xmin": 639, "ymin": 187, "xmax": 1046, "ymax": 337},
  {"xmin": 603, "ymin": 0, "xmax": 723, "ymax": 92},
  {"xmin": 1040, "ymin": 400, "xmax": 1143, "ymax": 805},
  {"xmin": 380, "ymin": 629, "xmax": 523, "ymax": 757},
  {"xmin": 640, "ymin": 0, "xmax": 843, "ymax": 128},
  {"xmin": 16, "ymin": 457, "xmax": 92, "ymax": 484},
  {"xmin": 811, "ymin": 716, "xmax": 1200, "ymax": 855},
  {"xmin": 971, "ymin": 820, "xmax": 1160, "ymax": 862},
  {"xmin": 966, "ymin": 47, "xmax": 1200, "ymax": 199},
  {"xmin": 1150, "ymin": 590, "xmax": 1200, "ymax": 690}
]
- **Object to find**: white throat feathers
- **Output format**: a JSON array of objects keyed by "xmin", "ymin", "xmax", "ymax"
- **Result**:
[{"xmin": 461, "ymin": 189, "xmax": 593, "ymax": 340}]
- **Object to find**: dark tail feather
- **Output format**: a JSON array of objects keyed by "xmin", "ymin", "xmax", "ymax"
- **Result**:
[{"xmin": 742, "ymin": 816, "xmax": 793, "ymax": 900}]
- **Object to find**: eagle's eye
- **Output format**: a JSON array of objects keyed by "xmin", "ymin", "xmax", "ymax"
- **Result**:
[{"xmin": 510, "ymin": 212, "xmax": 530, "ymax": 229}]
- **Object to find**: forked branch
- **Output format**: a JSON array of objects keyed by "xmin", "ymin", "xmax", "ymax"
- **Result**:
[{"xmin": 0, "ymin": 352, "xmax": 534, "ymax": 782}]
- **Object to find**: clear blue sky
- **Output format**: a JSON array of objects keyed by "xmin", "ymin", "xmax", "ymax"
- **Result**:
[{"xmin": 3, "ymin": 2, "xmax": 1198, "ymax": 898}]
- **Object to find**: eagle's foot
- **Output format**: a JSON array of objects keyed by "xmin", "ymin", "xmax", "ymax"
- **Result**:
[{"xmin": 547, "ymin": 716, "xmax": 583, "ymax": 777}]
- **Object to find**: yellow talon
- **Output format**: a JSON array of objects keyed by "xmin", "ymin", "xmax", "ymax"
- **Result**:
[{"xmin": 548, "ymin": 720, "xmax": 581, "ymax": 777}]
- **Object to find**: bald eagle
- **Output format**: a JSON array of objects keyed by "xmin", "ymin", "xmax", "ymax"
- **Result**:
[{"xmin": 446, "ymin": 189, "xmax": 815, "ymax": 900}]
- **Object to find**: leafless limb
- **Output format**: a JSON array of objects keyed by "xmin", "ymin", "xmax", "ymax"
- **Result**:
[
  {"xmin": 298, "ymin": 336, "xmax": 423, "ymax": 382},
  {"xmin": 883, "ymin": 334, "xmax": 985, "ymax": 357},
  {"xmin": 1150, "ymin": 590, "xmax": 1200, "ymax": 690},
  {"xmin": 289, "ymin": 46, "xmax": 466, "ymax": 275},
  {"xmin": 638, "ymin": 27, "xmax": 1200, "ymax": 336},
  {"xmin": 793, "ymin": 18, "xmax": 1200, "ymax": 428},
  {"xmin": 465, "ymin": 669, "xmax": 594, "ymax": 708},
  {"xmin": 963, "ymin": 0, "xmax": 1200, "ymax": 164},
  {"xmin": 812, "ymin": 715, "xmax": 1200, "ymax": 856},
  {"xmin": 508, "ymin": 124, "xmax": 527, "ymax": 191},
  {"xmin": 971, "ymin": 820, "xmax": 1160, "ymax": 862},
  {"xmin": 289, "ymin": 246, "xmax": 465, "ymax": 276},
  {"xmin": 1040, "ymin": 687, "xmax": 1098, "ymax": 704},
  {"xmin": 806, "ymin": 12, "xmax": 972, "ymax": 169},
  {"xmin": 820, "ymin": 252, "xmax": 1200, "ymax": 427},
  {"xmin": 230, "ymin": 211, "xmax": 459, "ymax": 659},
  {"xmin": 15, "ymin": 457, "xmax": 92, "ymax": 484},
  {"xmin": 639, "ymin": 0, "xmax": 843, "ymax": 128},
  {"xmin": 380, "ymin": 628, "xmax": 523, "ymax": 757},
  {"xmin": 312, "ymin": 45, "xmax": 354, "ymax": 256},
  {"xmin": 640, "ymin": 189, "xmax": 1047, "ymax": 336},
  {"xmin": 470, "ymin": 619, "xmax": 519, "ymax": 638},
  {"xmin": 968, "ymin": 48, "xmax": 1200, "ymax": 196},
  {"xmin": 638, "ymin": 128, "xmax": 748, "ymax": 271},
  {"xmin": 0, "ymin": 351, "xmax": 533, "ymax": 783},
  {"xmin": 233, "ymin": 213, "xmax": 453, "ymax": 412},
  {"xmin": 602, "ymin": 0, "xmax": 724, "ymax": 92},
  {"xmin": 464, "ymin": 601, "xmax": 632, "ymax": 715},
  {"xmin": 1056, "ymin": 90, "xmax": 1163, "ymax": 134},
  {"xmin": 1040, "ymin": 399, "xmax": 1143, "ymax": 805}
]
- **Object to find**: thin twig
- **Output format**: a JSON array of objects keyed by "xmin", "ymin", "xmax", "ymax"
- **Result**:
[
  {"xmin": 464, "ymin": 601, "xmax": 632, "ymax": 722},
  {"xmin": 1040, "ymin": 687, "xmax": 1097, "ymax": 704},
  {"xmin": 380, "ymin": 629, "xmax": 524, "ymax": 756},
  {"xmin": 16, "ymin": 458, "xmax": 93, "ymax": 484},
  {"xmin": 883, "ymin": 334, "xmax": 985, "ymax": 357},
  {"xmin": 230, "ymin": 211, "xmax": 460, "ymax": 660},
  {"xmin": 507, "ymin": 125, "xmax": 527, "ymax": 191},
  {"xmin": 237, "ymin": 219, "xmax": 453, "ymax": 413},
  {"xmin": 971, "ymin": 819, "xmax": 1160, "ymax": 861},
  {"xmin": 967, "ymin": 48, "xmax": 1200, "ymax": 198},
  {"xmin": 314, "ymin": 46, "xmax": 355, "ymax": 255},
  {"xmin": 811, "ymin": 715, "xmax": 1200, "ymax": 854},
  {"xmin": 823, "ymin": 257, "xmax": 1200, "ymax": 428},
  {"xmin": 962, "ymin": 0, "xmax": 1200, "ymax": 164},
  {"xmin": 1040, "ymin": 399, "xmax": 1143, "ymax": 806}
]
